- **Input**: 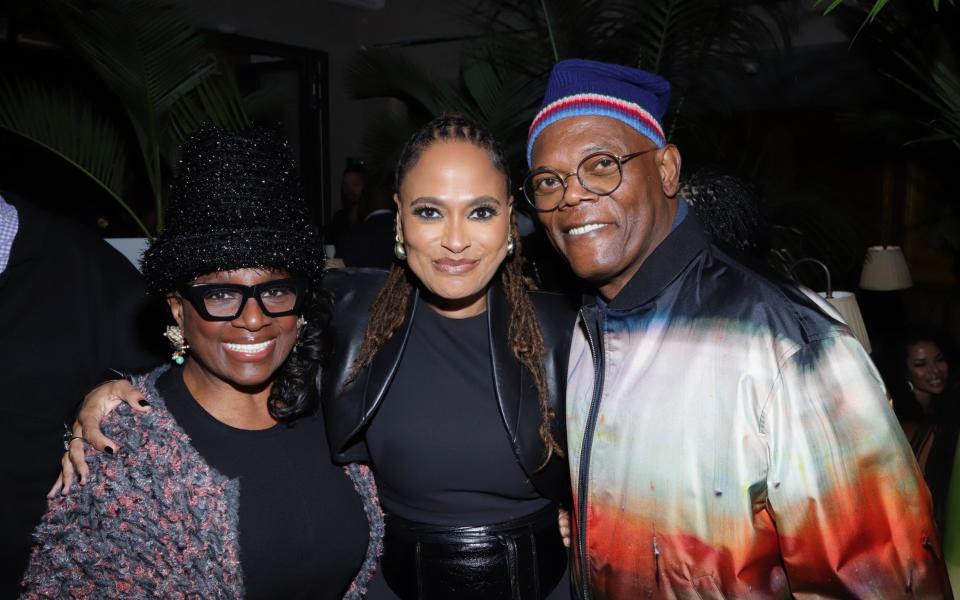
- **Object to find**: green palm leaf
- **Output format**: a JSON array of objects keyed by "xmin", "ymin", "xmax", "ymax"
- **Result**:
[
  {"xmin": 347, "ymin": 49, "xmax": 457, "ymax": 118},
  {"xmin": 814, "ymin": 0, "xmax": 940, "ymax": 18},
  {"xmin": 55, "ymin": 0, "xmax": 219, "ymax": 230},
  {"xmin": 58, "ymin": 0, "xmax": 216, "ymax": 118},
  {"xmin": 0, "ymin": 79, "xmax": 150, "ymax": 236},
  {"xmin": 459, "ymin": 55, "xmax": 546, "ymax": 160},
  {"xmin": 169, "ymin": 71, "xmax": 252, "ymax": 144}
]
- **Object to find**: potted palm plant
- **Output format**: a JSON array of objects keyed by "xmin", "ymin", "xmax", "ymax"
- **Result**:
[{"xmin": 0, "ymin": 0, "xmax": 253, "ymax": 252}]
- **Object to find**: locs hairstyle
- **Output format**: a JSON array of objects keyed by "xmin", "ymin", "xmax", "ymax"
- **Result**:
[{"xmin": 345, "ymin": 113, "xmax": 562, "ymax": 461}]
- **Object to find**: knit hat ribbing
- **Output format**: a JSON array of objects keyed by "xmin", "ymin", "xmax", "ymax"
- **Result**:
[
  {"xmin": 142, "ymin": 126, "xmax": 325, "ymax": 295},
  {"xmin": 527, "ymin": 59, "xmax": 672, "ymax": 165}
]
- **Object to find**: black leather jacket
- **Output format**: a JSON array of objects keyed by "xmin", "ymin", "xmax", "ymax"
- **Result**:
[{"xmin": 320, "ymin": 268, "xmax": 576, "ymax": 506}]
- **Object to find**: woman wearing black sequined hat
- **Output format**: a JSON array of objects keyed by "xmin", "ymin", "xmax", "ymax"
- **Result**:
[{"xmin": 22, "ymin": 126, "xmax": 382, "ymax": 599}]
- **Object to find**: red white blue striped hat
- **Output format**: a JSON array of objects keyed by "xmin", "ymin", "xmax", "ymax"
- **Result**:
[{"xmin": 527, "ymin": 59, "xmax": 671, "ymax": 165}]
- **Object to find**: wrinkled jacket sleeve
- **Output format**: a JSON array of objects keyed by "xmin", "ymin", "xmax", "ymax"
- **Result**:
[
  {"xmin": 765, "ymin": 334, "xmax": 951, "ymax": 598},
  {"xmin": 19, "ymin": 385, "xmax": 243, "ymax": 599},
  {"xmin": 20, "ymin": 449, "xmax": 160, "ymax": 599}
]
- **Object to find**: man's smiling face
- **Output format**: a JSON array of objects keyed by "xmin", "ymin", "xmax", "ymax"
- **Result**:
[{"xmin": 531, "ymin": 116, "xmax": 681, "ymax": 299}]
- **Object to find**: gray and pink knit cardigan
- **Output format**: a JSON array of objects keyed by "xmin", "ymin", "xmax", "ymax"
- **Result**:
[{"xmin": 20, "ymin": 366, "xmax": 384, "ymax": 599}]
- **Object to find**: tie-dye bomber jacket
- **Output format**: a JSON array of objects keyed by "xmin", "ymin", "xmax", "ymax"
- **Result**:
[{"xmin": 566, "ymin": 213, "xmax": 950, "ymax": 600}]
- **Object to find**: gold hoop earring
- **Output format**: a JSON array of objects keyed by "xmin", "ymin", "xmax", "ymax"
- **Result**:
[
  {"xmin": 506, "ymin": 234, "xmax": 515, "ymax": 257},
  {"xmin": 394, "ymin": 234, "xmax": 407, "ymax": 261},
  {"xmin": 163, "ymin": 325, "xmax": 189, "ymax": 365}
]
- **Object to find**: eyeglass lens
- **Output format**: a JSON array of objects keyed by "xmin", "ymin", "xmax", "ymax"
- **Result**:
[
  {"xmin": 524, "ymin": 152, "xmax": 623, "ymax": 210},
  {"xmin": 201, "ymin": 282, "xmax": 300, "ymax": 317}
]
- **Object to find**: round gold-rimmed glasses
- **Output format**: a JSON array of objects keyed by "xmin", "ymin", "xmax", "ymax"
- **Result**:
[{"xmin": 521, "ymin": 148, "xmax": 657, "ymax": 212}]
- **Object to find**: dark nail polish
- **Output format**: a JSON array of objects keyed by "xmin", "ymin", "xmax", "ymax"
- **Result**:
[
  {"xmin": 105, "ymin": 446, "xmax": 114, "ymax": 455},
  {"xmin": 139, "ymin": 400, "xmax": 151, "ymax": 407}
]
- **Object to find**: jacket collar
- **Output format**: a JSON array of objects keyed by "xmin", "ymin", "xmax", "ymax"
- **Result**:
[
  {"xmin": 601, "ymin": 208, "xmax": 710, "ymax": 310},
  {"xmin": 487, "ymin": 275, "xmax": 524, "ymax": 443},
  {"xmin": 355, "ymin": 288, "xmax": 419, "ymax": 439},
  {"xmin": 356, "ymin": 274, "xmax": 524, "ymax": 438}
]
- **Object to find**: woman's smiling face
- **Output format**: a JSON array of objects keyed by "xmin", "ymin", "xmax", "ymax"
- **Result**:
[
  {"xmin": 906, "ymin": 340, "xmax": 949, "ymax": 398},
  {"xmin": 169, "ymin": 268, "xmax": 300, "ymax": 390},
  {"xmin": 395, "ymin": 139, "xmax": 512, "ymax": 318}
]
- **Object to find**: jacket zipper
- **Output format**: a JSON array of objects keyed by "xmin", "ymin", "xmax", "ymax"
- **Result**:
[{"xmin": 577, "ymin": 307, "xmax": 605, "ymax": 600}]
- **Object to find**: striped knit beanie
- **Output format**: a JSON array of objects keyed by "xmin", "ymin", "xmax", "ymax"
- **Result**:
[{"xmin": 526, "ymin": 59, "xmax": 671, "ymax": 165}]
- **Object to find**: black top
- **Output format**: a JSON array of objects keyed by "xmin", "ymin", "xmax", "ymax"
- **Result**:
[
  {"xmin": 321, "ymin": 270, "xmax": 576, "ymax": 508},
  {"xmin": 158, "ymin": 369, "xmax": 368, "ymax": 600},
  {"xmin": 364, "ymin": 302, "xmax": 550, "ymax": 526}
]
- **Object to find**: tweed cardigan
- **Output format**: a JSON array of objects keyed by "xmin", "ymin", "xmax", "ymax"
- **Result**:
[{"xmin": 20, "ymin": 366, "xmax": 383, "ymax": 599}]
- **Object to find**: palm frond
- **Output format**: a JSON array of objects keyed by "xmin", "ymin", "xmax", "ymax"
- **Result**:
[
  {"xmin": 886, "ymin": 62, "xmax": 960, "ymax": 144},
  {"xmin": 242, "ymin": 85, "xmax": 296, "ymax": 124},
  {"xmin": 459, "ymin": 55, "xmax": 546, "ymax": 161},
  {"xmin": 169, "ymin": 70, "xmax": 251, "ymax": 144},
  {"xmin": 815, "ymin": 0, "xmax": 940, "ymax": 18},
  {"xmin": 464, "ymin": 0, "xmax": 626, "ymax": 73},
  {"xmin": 346, "ymin": 49, "xmax": 457, "ymax": 118},
  {"xmin": 358, "ymin": 110, "xmax": 422, "ymax": 182},
  {"xmin": 54, "ymin": 0, "xmax": 219, "ymax": 229},
  {"xmin": 58, "ymin": 0, "xmax": 217, "ymax": 119},
  {"xmin": 350, "ymin": 0, "xmax": 794, "ymax": 177},
  {"xmin": 0, "ymin": 79, "xmax": 151, "ymax": 236}
]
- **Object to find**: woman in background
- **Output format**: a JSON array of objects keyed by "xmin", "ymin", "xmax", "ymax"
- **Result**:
[{"xmin": 883, "ymin": 326, "xmax": 959, "ymax": 528}]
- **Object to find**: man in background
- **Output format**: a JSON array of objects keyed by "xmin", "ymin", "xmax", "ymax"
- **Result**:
[
  {"xmin": 326, "ymin": 160, "xmax": 367, "ymax": 251},
  {"xmin": 0, "ymin": 191, "xmax": 162, "ymax": 596}
]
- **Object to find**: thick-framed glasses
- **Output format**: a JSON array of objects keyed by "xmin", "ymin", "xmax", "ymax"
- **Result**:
[
  {"xmin": 176, "ymin": 277, "xmax": 308, "ymax": 321},
  {"xmin": 521, "ymin": 148, "xmax": 657, "ymax": 212}
]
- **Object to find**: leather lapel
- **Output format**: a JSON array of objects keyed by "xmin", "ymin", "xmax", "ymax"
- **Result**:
[
  {"xmin": 488, "ymin": 277, "xmax": 524, "ymax": 445},
  {"xmin": 345, "ymin": 286, "xmax": 419, "ymax": 443}
]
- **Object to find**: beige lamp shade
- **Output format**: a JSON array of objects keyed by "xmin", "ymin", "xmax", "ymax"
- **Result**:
[
  {"xmin": 860, "ymin": 245, "xmax": 912, "ymax": 291},
  {"xmin": 820, "ymin": 291, "xmax": 872, "ymax": 354}
]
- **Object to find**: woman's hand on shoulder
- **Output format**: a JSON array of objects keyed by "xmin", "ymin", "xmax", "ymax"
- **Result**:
[{"xmin": 47, "ymin": 379, "xmax": 149, "ymax": 497}]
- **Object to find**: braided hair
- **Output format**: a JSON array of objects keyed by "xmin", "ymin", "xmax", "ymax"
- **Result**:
[
  {"xmin": 344, "ymin": 113, "xmax": 562, "ymax": 463},
  {"xmin": 678, "ymin": 167, "xmax": 767, "ymax": 256}
]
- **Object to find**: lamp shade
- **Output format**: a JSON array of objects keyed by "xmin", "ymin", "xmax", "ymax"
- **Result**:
[
  {"xmin": 860, "ymin": 245, "xmax": 912, "ymax": 291},
  {"xmin": 820, "ymin": 291, "xmax": 872, "ymax": 354}
]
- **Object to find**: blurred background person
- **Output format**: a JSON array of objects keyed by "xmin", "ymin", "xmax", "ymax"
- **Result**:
[
  {"xmin": 880, "ymin": 325, "xmax": 960, "ymax": 529},
  {"xmin": 338, "ymin": 174, "xmax": 396, "ymax": 270},
  {"xmin": 678, "ymin": 166, "xmax": 768, "ymax": 259},
  {"xmin": 0, "ymin": 190, "xmax": 163, "ymax": 598},
  {"xmin": 327, "ymin": 160, "xmax": 368, "ymax": 252}
]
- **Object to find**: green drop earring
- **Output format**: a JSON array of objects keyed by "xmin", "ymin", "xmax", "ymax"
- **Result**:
[{"xmin": 163, "ymin": 325, "xmax": 190, "ymax": 365}]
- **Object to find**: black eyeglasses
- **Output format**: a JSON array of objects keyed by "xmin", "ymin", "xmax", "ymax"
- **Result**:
[
  {"xmin": 521, "ymin": 148, "xmax": 657, "ymax": 212},
  {"xmin": 176, "ymin": 278, "xmax": 308, "ymax": 321}
]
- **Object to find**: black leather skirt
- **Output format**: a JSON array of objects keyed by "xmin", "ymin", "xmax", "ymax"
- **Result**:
[{"xmin": 381, "ymin": 504, "xmax": 568, "ymax": 600}]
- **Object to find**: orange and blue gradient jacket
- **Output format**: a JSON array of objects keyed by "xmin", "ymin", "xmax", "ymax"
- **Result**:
[{"xmin": 567, "ymin": 211, "xmax": 950, "ymax": 599}]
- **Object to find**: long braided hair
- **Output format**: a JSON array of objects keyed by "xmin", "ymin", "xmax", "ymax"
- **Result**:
[{"xmin": 343, "ymin": 113, "xmax": 562, "ymax": 463}]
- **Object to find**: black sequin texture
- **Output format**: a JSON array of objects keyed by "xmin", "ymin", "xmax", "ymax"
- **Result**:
[{"xmin": 141, "ymin": 126, "xmax": 325, "ymax": 294}]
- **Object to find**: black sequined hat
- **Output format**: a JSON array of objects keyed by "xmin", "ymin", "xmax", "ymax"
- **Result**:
[{"xmin": 142, "ymin": 126, "xmax": 325, "ymax": 295}]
